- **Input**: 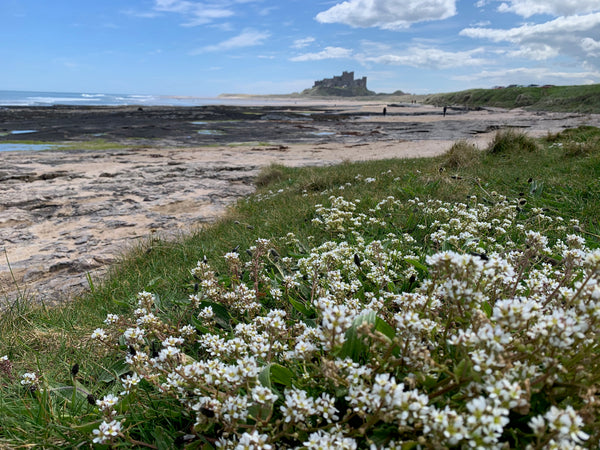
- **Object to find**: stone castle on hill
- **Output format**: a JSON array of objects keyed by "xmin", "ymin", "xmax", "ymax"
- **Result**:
[
  {"xmin": 313, "ymin": 71, "xmax": 367, "ymax": 90},
  {"xmin": 304, "ymin": 71, "xmax": 374, "ymax": 97}
]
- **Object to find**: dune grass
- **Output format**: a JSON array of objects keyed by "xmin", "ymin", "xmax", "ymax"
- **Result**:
[
  {"xmin": 1, "ymin": 126, "xmax": 599, "ymax": 448},
  {"xmin": 424, "ymin": 84, "xmax": 600, "ymax": 113}
]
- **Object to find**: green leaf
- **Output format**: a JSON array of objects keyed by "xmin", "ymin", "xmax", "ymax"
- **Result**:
[
  {"xmin": 375, "ymin": 317, "xmax": 396, "ymax": 341},
  {"xmin": 97, "ymin": 360, "xmax": 130, "ymax": 384},
  {"xmin": 481, "ymin": 300, "xmax": 493, "ymax": 318},
  {"xmin": 72, "ymin": 420, "xmax": 103, "ymax": 434},
  {"xmin": 189, "ymin": 315, "xmax": 213, "ymax": 335},
  {"xmin": 453, "ymin": 358, "xmax": 472, "ymax": 383},
  {"xmin": 270, "ymin": 364, "xmax": 294, "ymax": 387},
  {"xmin": 258, "ymin": 365, "xmax": 272, "ymax": 390},
  {"xmin": 288, "ymin": 296, "xmax": 314, "ymax": 317},
  {"xmin": 340, "ymin": 311, "xmax": 377, "ymax": 362},
  {"xmin": 260, "ymin": 363, "xmax": 294, "ymax": 388},
  {"xmin": 405, "ymin": 258, "xmax": 428, "ymax": 273},
  {"xmin": 154, "ymin": 426, "xmax": 174, "ymax": 450}
]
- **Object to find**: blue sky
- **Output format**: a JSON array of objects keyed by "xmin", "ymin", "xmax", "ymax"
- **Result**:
[{"xmin": 1, "ymin": 0, "xmax": 599, "ymax": 96}]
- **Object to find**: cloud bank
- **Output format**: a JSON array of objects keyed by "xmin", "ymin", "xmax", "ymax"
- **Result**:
[
  {"xmin": 315, "ymin": 0, "xmax": 457, "ymax": 30},
  {"xmin": 460, "ymin": 12, "xmax": 600, "ymax": 65},
  {"xmin": 492, "ymin": 0, "xmax": 600, "ymax": 18}
]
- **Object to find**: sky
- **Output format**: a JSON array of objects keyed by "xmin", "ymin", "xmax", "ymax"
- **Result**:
[{"xmin": 1, "ymin": 0, "xmax": 600, "ymax": 96}]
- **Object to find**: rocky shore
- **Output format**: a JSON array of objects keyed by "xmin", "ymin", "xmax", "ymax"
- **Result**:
[{"xmin": 2, "ymin": 103, "xmax": 599, "ymax": 304}]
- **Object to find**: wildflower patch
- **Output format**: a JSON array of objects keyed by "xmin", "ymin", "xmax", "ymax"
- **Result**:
[{"xmin": 84, "ymin": 194, "xmax": 600, "ymax": 446}]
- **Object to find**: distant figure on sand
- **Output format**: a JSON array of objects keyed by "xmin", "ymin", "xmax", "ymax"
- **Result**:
[
  {"xmin": 383, "ymin": 107, "xmax": 387, "ymax": 116},
  {"xmin": 443, "ymin": 106, "xmax": 447, "ymax": 117}
]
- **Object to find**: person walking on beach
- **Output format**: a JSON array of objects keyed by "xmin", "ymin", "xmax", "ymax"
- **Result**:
[
  {"xmin": 443, "ymin": 105, "xmax": 447, "ymax": 117},
  {"xmin": 383, "ymin": 107, "xmax": 387, "ymax": 116}
]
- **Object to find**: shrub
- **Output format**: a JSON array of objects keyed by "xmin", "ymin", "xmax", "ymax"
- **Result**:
[
  {"xmin": 255, "ymin": 164, "xmax": 287, "ymax": 188},
  {"xmin": 562, "ymin": 140, "xmax": 600, "ymax": 157},
  {"xmin": 487, "ymin": 129, "xmax": 539, "ymax": 155},
  {"xmin": 440, "ymin": 140, "xmax": 481, "ymax": 170}
]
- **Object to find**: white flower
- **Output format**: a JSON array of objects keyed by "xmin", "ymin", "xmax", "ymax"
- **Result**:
[
  {"xmin": 91, "ymin": 328, "xmax": 108, "ymax": 341},
  {"xmin": 315, "ymin": 393, "xmax": 339, "ymax": 423},
  {"xmin": 96, "ymin": 394, "xmax": 119, "ymax": 413},
  {"xmin": 123, "ymin": 327, "xmax": 145, "ymax": 345},
  {"xmin": 120, "ymin": 373, "xmax": 142, "ymax": 395},
  {"xmin": 198, "ymin": 306, "xmax": 215, "ymax": 320},
  {"xmin": 545, "ymin": 406, "xmax": 589, "ymax": 444},
  {"xmin": 162, "ymin": 336, "xmax": 184, "ymax": 347},
  {"xmin": 280, "ymin": 388, "xmax": 316, "ymax": 423},
  {"xmin": 136, "ymin": 291, "xmax": 156, "ymax": 309},
  {"xmin": 528, "ymin": 415, "xmax": 546, "ymax": 435},
  {"xmin": 103, "ymin": 314, "xmax": 119, "ymax": 325},
  {"xmin": 20, "ymin": 372, "xmax": 39, "ymax": 387},
  {"xmin": 251, "ymin": 385, "xmax": 278, "ymax": 404},
  {"xmin": 236, "ymin": 430, "xmax": 272, "ymax": 449},
  {"xmin": 157, "ymin": 346, "xmax": 180, "ymax": 362},
  {"xmin": 92, "ymin": 419, "xmax": 122, "ymax": 444}
]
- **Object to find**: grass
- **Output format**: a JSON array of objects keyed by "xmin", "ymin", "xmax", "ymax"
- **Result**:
[
  {"xmin": 1, "ymin": 126, "xmax": 600, "ymax": 447},
  {"xmin": 424, "ymin": 83, "xmax": 600, "ymax": 113}
]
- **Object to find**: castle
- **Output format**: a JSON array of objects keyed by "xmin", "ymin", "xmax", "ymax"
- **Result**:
[{"xmin": 313, "ymin": 71, "xmax": 368, "ymax": 90}]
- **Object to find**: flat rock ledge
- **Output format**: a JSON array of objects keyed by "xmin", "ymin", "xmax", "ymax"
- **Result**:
[{"xmin": 0, "ymin": 147, "xmax": 260, "ymax": 305}]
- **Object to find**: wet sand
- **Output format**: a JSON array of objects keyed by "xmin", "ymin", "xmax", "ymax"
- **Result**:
[{"xmin": 1, "ymin": 102, "xmax": 599, "ymax": 304}]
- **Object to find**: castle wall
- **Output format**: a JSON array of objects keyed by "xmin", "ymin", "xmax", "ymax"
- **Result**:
[{"xmin": 312, "ymin": 71, "xmax": 367, "ymax": 90}]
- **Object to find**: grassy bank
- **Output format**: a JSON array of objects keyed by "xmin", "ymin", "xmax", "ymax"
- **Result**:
[
  {"xmin": 424, "ymin": 84, "xmax": 600, "ymax": 113},
  {"xmin": 1, "ymin": 127, "xmax": 600, "ymax": 448}
]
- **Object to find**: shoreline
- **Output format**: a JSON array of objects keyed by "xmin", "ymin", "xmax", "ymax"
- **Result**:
[{"xmin": 2, "ymin": 103, "xmax": 600, "ymax": 305}]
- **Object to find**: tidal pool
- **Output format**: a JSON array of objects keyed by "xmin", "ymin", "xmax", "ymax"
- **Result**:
[
  {"xmin": 0, "ymin": 143, "xmax": 58, "ymax": 152},
  {"xmin": 197, "ymin": 129, "xmax": 225, "ymax": 135},
  {"xmin": 11, "ymin": 130, "xmax": 38, "ymax": 134}
]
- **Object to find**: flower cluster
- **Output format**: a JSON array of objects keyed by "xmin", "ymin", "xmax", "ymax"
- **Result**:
[{"xmin": 91, "ymin": 192, "xmax": 599, "ymax": 448}]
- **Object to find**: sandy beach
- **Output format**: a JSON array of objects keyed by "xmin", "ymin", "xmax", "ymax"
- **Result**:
[{"xmin": 2, "ymin": 101, "xmax": 599, "ymax": 304}]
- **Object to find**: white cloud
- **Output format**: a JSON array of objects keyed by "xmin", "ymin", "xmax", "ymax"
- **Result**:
[
  {"xmin": 292, "ymin": 37, "xmax": 316, "ymax": 49},
  {"xmin": 506, "ymin": 43, "xmax": 559, "ymax": 60},
  {"xmin": 290, "ymin": 46, "xmax": 354, "ymax": 61},
  {"xmin": 153, "ymin": 0, "xmax": 234, "ymax": 26},
  {"xmin": 315, "ymin": 0, "xmax": 457, "ymax": 30},
  {"xmin": 581, "ymin": 37, "xmax": 600, "ymax": 56},
  {"xmin": 461, "ymin": 13, "xmax": 600, "ymax": 43},
  {"xmin": 193, "ymin": 29, "xmax": 270, "ymax": 53},
  {"xmin": 359, "ymin": 47, "xmax": 487, "ymax": 68},
  {"xmin": 455, "ymin": 66, "xmax": 600, "ymax": 85},
  {"xmin": 495, "ymin": 0, "xmax": 600, "ymax": 18},
  {"xmin": 460, "ymin": 12, "xmax": 600, "ymax": 69}
]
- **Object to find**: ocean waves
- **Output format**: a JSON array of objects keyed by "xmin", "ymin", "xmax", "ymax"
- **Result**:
[{"xmin": 0, "ymin": 90, "xmax": 174, "ymax": 106}]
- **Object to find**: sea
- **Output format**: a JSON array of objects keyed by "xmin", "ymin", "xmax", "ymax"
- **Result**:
[
  {"xmin": 0, "ymin": 90, "xmax": 299, "ymax": 151},
  {"xmin": 0, "ymin": 90, "xmax": 293, "ymax": 107}
]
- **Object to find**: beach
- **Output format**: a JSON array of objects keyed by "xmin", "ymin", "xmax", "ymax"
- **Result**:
[{"xmin": 2, "ymin": 101, "xmax": 599, "ymax": 304}]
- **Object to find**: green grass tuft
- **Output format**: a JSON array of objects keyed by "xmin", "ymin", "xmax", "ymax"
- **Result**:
[
  {"xmin": 440, "ymin": 139, "xmax": 481, "ymax": 170},
  {"xmin": 486, "ymin": 129, "xmax": 539, "ymax": 155}
]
